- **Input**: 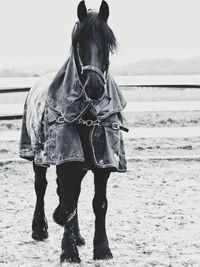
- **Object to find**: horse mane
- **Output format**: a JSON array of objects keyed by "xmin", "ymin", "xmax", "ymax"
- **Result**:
[{"xmin": 72, "ymin": 11, "xmax": 117, "ymax": 54}]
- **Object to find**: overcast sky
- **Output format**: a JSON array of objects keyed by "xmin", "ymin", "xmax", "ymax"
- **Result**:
[{"xmin": 0, "ymin": 0, "xmax": 200, "ymax": 68}]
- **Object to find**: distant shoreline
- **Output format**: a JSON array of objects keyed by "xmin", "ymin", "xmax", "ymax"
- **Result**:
[{"xmin": 2, "ymin": 55, "xmax": 200, "ymax": 77}]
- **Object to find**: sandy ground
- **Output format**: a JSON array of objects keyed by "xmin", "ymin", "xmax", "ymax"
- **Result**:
[{"xmin": 1, "ymin": 158, "xmax": 200, "ymax": 267}]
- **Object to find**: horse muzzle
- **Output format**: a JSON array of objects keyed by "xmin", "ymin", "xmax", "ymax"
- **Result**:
[{"xmin": 83, "ymin": 73, "xmax": 106, "ymax": 101}]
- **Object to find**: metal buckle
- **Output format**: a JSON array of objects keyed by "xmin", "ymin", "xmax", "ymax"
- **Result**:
[
  {"xmin": 112, "ymin": 122, "xmax": 120, "ymax": 130},
  {"xmin": 57, "ymin": 116, "xmax": 65, "ymax": 124}
]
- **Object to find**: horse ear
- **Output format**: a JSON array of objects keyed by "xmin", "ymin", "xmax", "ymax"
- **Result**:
[
  {"xmin": 99, "ymin": 0, "xmax": 109, "ymax": 22},
  {"xmin": 77, "ymin": 1, "xmax": 87, "ymax": 22}
]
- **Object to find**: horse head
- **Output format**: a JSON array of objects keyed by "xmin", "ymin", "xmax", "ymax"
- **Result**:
[{"xmin": 72, "ymin": 0, "xmax": 117, "ymax": 100}]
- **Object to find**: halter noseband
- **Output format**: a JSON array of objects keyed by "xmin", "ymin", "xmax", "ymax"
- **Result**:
[{"xmin": 81, "ymin": 65, "xmax": 106, "ymax": 85}]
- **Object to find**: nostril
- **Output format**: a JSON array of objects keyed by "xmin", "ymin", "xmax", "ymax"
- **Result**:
[
  {"xmin": 84, "ymin": 86, "xmax": 91, "ymax": 98},
  {"xmin": 83, "ymin": 73, "xmax": 105, "ymax": 100},
  {"xmin": 84, "ymin": 85, "xmax": 104, "ymax": 100}
]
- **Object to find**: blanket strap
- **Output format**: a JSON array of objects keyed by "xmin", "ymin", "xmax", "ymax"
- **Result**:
[{"xmin": 49, "ymin": 116, "xmax": 129, "ymax": 132}]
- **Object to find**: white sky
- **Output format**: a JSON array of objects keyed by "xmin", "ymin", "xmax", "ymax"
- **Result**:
[{"xmin": 0, "ymin": 0, "xmax": 200, "ymax": 68}]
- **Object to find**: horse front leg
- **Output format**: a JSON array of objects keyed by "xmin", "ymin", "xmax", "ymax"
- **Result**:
[
  {"xmin": 32, "ymin": 161, "xmax": 48, "ymax": 241},
  {"xmin": 56, "ymin": 163, "xmax": 82, "ymax": 264},
  {"xmin": 93, "ymin": 169, "xmax": 113, "ymax": 260},
  {"xmin": 53, "ymin": 176, "xmax": 65, "ymax": 226},
  {"xmin": 53, "ymin": 170, "xmax": 86, "ymax": 246},
  {"xmin": 74, "ymin": 169, "xmax": 87, "ymax": 246}
]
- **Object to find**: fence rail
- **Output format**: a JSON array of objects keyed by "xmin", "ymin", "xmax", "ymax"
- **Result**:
[
  {"xmin": 1, "ymin": 79, "xmax": 200, "ymax": 135},
  {"xmin": 2, "ymin": 74, "xmax": 200, "ymax": 94},
  {"xmin": 0, "ymin": 87, "xmax": 30, "ymax": 93}
]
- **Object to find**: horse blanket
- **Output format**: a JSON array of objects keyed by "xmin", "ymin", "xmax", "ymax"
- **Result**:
[{"xmin": 19, "ymin": 52, "xmax": 127, "ymax": 172}]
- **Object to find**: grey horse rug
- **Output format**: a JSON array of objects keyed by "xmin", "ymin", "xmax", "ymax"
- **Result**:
[{"xmin": 19, "ymin": 52, "xmax": 128, "ymax": 172}]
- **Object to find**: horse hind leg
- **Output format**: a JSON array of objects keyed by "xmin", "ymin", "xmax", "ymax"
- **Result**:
[
  {"xmin": 32, "ymin": 161, "xmax": 48, "ymax": 241},
  {"xmin": 93, "ymin": 169, "xmax": 113, "ymax": 260},
  {"xmin": 53, "ymin": 170, "xmax": 86, "ymax": 246}
]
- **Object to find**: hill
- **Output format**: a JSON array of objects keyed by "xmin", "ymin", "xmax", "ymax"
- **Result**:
[
  {"xmin": 110, "ymin": 55, "xmax": 200, "ymax": 76},
  {"xmin": 1, "ymin": 55, "xmax": 200, "ymax": 77}
]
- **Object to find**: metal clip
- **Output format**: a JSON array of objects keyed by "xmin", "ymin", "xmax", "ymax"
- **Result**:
[
  {"xmin": 112, "ymin": 122, "xmax": 120, "ymax": 130},
  {"xmin": 57, "ymin": 116, "xmax": 65, "ymax": 124},
  {"xmin": 85, "ymin": 120, "xmax": 94, "ymax": 127},
  {"xmin": 93, "ymin": 119, "xmax": 101, "ymax": 127},
  {"xmin": 77, "ymin": 118, "xmax": 101, "ymax": 127}
]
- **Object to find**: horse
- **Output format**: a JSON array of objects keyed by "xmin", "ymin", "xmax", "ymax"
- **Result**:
[{"xmin": 20, "ymin": 0, "xmax": 128, "ymax": 263}]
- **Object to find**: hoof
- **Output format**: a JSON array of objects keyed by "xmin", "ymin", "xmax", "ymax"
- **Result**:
[
  {"xmin": 53, "ymin": 204, "xmax": 65, "ymax": 226},
  {"xmin": 32, "ymin": 229, "xmax": 48, "ymax": 241},
  {"xmin": 32, "ymin": 213, "xmax": 48, "ymax": 241},
  {"xmin": 61, "ymin": 228, "xmax": 81, "ymax": 264},
  {"xmin": 75, "ymin": 235, "xmax": 85, "ymax": 246},
  {"xmin": 60, "ymin": 250, "xmax": 81, "ymax": 264},
  {"xmin": 93, "ymin": 246, "xmax": 113, "ymax": 260}
]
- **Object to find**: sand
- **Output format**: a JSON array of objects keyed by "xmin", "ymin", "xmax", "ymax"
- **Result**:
[{"xmin": 1, "ymin": 158, "xmax": 200, "ymax": 267}]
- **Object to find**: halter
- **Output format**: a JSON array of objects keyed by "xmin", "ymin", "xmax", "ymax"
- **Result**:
[{"xmin": 73, "ymin": 42, "xmax": 107, "ymax": 100}]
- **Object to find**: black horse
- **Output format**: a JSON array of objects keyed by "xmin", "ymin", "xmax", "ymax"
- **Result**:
[{"xmin": 20, "ymin": 0, "xmax": 128, "ymax": 264}]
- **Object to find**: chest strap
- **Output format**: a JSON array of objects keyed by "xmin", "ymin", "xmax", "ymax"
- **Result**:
[{"xmin": 49, "ymin": 116, "xmax": 129, "ymax": 132}]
